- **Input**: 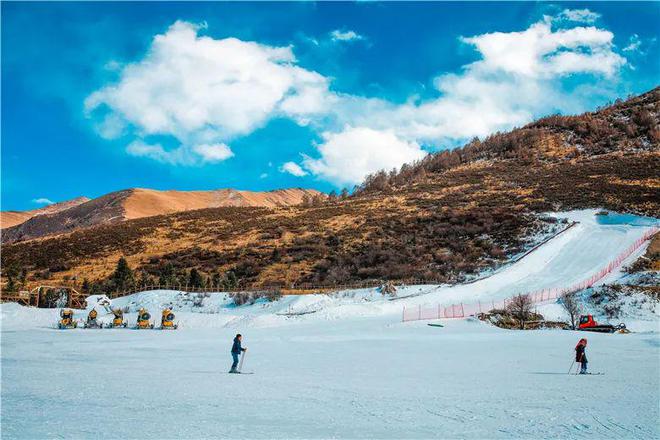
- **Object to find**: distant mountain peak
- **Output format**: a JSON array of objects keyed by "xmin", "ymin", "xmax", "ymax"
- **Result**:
[{"xmin": 1, "ymin": 187, "xmax": 324, "ymax": 242}]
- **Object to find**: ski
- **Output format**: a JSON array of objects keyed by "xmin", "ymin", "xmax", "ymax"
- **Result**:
[{"xmin": 427, "ymin": 323, "xmax": 444, "ymax": 327}]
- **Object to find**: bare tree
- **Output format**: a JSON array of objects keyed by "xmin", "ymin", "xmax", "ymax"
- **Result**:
[
  {"xmin": 380, "ymin": 281, "xmax": 397, "ymax": 297},
  {"xmin": 560, "ymin": 291, "xmax": 581, "ymax": 330},
  {"xmin": 507, "ymin": 294, "xmax": 534, "ymax": 330}
]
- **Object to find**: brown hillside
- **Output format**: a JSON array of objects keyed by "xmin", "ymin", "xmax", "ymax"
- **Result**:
[
  {"xmin": 1, "ymin": 188, "xmax": 323, "ymax": 243},
  {"xmin": 123, "ymin": 188, "xmax": 322, "ymax": 219},
  {"xmin": 1, "ymin": 87, "xmax": 658, "ymax": 295},
  {"xmin": 0, "ymin": 197, "xmax": 90, "ymax": 229}
]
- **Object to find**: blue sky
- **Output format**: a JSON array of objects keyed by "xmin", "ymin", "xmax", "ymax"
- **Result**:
[{"xmin": 2, "ymin": 2, "xmax": 659, "ymax": 211}]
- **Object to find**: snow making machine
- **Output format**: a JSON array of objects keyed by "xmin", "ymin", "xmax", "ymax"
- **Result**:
[
  {"xmin": 160, "ymin": 308, "xmax": 178, "ymax": 330},
  {"xmin": 135, "ymin": 308, "xmax": 155, "ymax": 329},
  {"xmin": 58, "ymin": 309, "xmax": 78, "ymax": 329},
  {"xmin": 578, "ymin": 314, "xmax": 628, "ymax": 333},
  {"xmin": 106, "ymin": 308, "xmax": 128, "ymax": 328},
  {"xmin": 84, "ymin": 309, "xmax": 103, "ymax": 329}
]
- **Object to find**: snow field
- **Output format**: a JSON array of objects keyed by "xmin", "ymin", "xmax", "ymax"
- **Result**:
[
  {"xmin": 1, "ymin": 317, "xmax": 658, "ymax": 439},
  {"xmin": 1, "ymin": 209, "xmax": 658, "ymax": 439}
]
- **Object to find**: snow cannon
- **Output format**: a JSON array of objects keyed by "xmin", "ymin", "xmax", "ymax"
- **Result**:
[
  {"xmin": 578, "ymin": 315, "xmax": 628, "ymax": 333},
  {"xmin": 135, "ymin": 308, "xmax": 154, "ymax": 329},
  {"xmin": 108, "ymin": 308, "xmax": 128, "ymax": 328},
  {"xmin": 84, "ymin": 309, "xmax": 103, "ymax": 329},
  {"xmin": 160, "ymin": 308, "xmax": 178, "ymax": 330},
  {"xmin": 58, "ymin": 309, "xmax": 77, "ymax": 329}
]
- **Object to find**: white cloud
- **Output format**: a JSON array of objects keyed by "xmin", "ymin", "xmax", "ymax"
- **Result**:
[
  {"xmin": 32, "ymin": 198, "xmax": 54, "ymax": 205},
  {"xmin": 330, "ymin": 29, "xmax": 364, "ymax": 42},
  {"xmin": 459, "ymin": 20, "xmax": 623, "ymax": 78},
  {"xmin": 280, "ymin": 161, "xmax": 308, "ymax": 177},
  {"xmin": 87, "ymin": 16, "xmax": 628, "ymax": 184},
  {"xmin": 259, "ymin": 173, "xmax": 269, "ymax": 179},
  {"xmin": 322, "ymin": 16, "xmax": 627, "ymax": 146},
  {"xmin": 86, "ymin": 21, "xmax": 332, "ymax": 165},
  {"xmin": 623, "ymin": 34, "xmax": 642, "ymax": 52},
  {"xmin": 302, "ymin": 127, "xmax": 426, "ymax": 187},
  {"xmin": 556, "ymin": 9, "xmax": 601, "ymax": 24},
  {"xmin": 192, "ymin": 143, "xmax": 234, "ymax": 163},
  {"xmin": 126, "ymin": 140, "xmax": 183, "ymax": 164}
]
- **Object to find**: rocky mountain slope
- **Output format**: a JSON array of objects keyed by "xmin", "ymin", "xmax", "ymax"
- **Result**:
[
  {"xmin": 1, "ymin": 188, "xmax": 323, "ymax": 243},
  {"xmin": 1, "ymin": 88, "xmax": 658, "ymax": 294},
  {"xmin": 0, "ymin": 197, "xmax": 90, "ymax": 229}
]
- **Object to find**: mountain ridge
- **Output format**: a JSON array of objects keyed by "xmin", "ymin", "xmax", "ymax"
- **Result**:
[
  {"xmin": 0, "ymin": 197, "xmax": 91, "ymax": 229},
  {"xmin": 1, "ymin": 187, "xmax": 324, "ymax": 243}
]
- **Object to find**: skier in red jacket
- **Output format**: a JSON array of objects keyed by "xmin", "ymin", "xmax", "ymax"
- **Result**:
[{"xmin": 575, "ymin": 338, "xmax": 588, "ymax": 374}]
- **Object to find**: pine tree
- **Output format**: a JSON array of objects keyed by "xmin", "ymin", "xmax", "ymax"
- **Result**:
[
  {"xmin": 188, "ymin": 268, "xmax": 204, "ymax": 288},
  {"xmin": 271, "ymin": 247, "xmax": 282, "ymax": 262},
  {"xmin": 212, "ymin": 272, "xmax": 222, "ymax": 289},
  {"xmin": 225, "ymin": 271, "xmax": 238, "ymax": 289},
  {"xmin": 18, "ymin": 268, "xmax": 27, "ymax": 289},
  {"xmin": 158, "ymin": 263, "xmax": 176, "ymax": 287},
  {"xmin": 4, "ymin": 264, "xmax": 19, "ymax": 293},
  {"xmin": 112, "ymin": 257, "xmax": 134, "ymax": 292},
  {"xmin": 5, "ymin": 276, "xmax": 17, "ymax": 294}
]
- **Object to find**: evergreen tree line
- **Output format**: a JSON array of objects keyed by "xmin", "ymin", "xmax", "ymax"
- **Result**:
[
  {"xmin": 2, "ymin": 263, "xmax": 28, "ymax": 293},
  {"xmin": 81, "ymin": 257, "xmax": 241, "ymax": 295}
]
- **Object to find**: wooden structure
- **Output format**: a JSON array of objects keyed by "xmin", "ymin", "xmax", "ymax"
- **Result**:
[{"xmin": 1, "ymin": 285, "xmax": 86, "ymax": 309}]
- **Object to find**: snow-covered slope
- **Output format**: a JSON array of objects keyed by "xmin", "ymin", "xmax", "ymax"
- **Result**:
[
  {"xmin": 1, "ymin": 210, "xmax": 658, "ymax": 439},
  {"xmin": 22, "ymin": 209, "xmax": 653, "ymax": 330}
]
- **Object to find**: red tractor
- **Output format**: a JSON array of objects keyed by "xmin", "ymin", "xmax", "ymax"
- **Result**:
[{"xmin": 578, "ymin": 314, "xmax": 628, "ymax": 333}]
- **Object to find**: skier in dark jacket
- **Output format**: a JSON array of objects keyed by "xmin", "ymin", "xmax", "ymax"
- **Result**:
[
  {"xmin": 575, "ymin": 338, "xmax": 588, "ymax": 374},
  {"xmin": 230, "ymin": 334, "xmax": 247, "ymax": 373}
]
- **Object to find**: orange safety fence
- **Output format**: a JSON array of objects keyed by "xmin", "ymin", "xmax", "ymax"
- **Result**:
[{"xmin": 402, "ymin": 227, "xmax": 658, "ymax": 322}]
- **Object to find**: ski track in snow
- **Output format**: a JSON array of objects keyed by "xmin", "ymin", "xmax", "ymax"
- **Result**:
[{"xmin": 1, "ymin": 209, "xmax": 658, "ymax": 439}]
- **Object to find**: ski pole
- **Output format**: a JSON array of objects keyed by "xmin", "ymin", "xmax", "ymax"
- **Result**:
[
  {"xmin": 238, "ymin": 350, "xmax": 247, "ymax": 372},
  {"xmin": 568, "ymin": 361, "xmax": 575, "ymax": 375}
]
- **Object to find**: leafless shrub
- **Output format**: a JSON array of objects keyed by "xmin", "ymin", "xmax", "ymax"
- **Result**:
[
  {"xmin": 507, "ymin": 294, "xmax": 534, "ymax": 329},
  {"xmin": 560, "ymin": 291, "xmax": 582, "ymax": 330},
  {"xmin": 604, "ymin": 303, "xmax": 622, "ymax": 319},
  {"xmin": 265, "ymin": 289, "xmax": 283, "ymax": 302},
  {"xmin": 380, "ymin": 281, "xmax": 397, "ymax": 297},
  {"xmin": 232, "ymin": 291, "xmax": 254, "ymax": 306},
  {"xmin": 193, "ymin": 292, "xmax": 209, "ymax": 307}
]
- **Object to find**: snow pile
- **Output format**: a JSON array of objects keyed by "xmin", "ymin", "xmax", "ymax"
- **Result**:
[{"xmin": 0, "ymin": 303, "xmax": 58, "ymax": 330}]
